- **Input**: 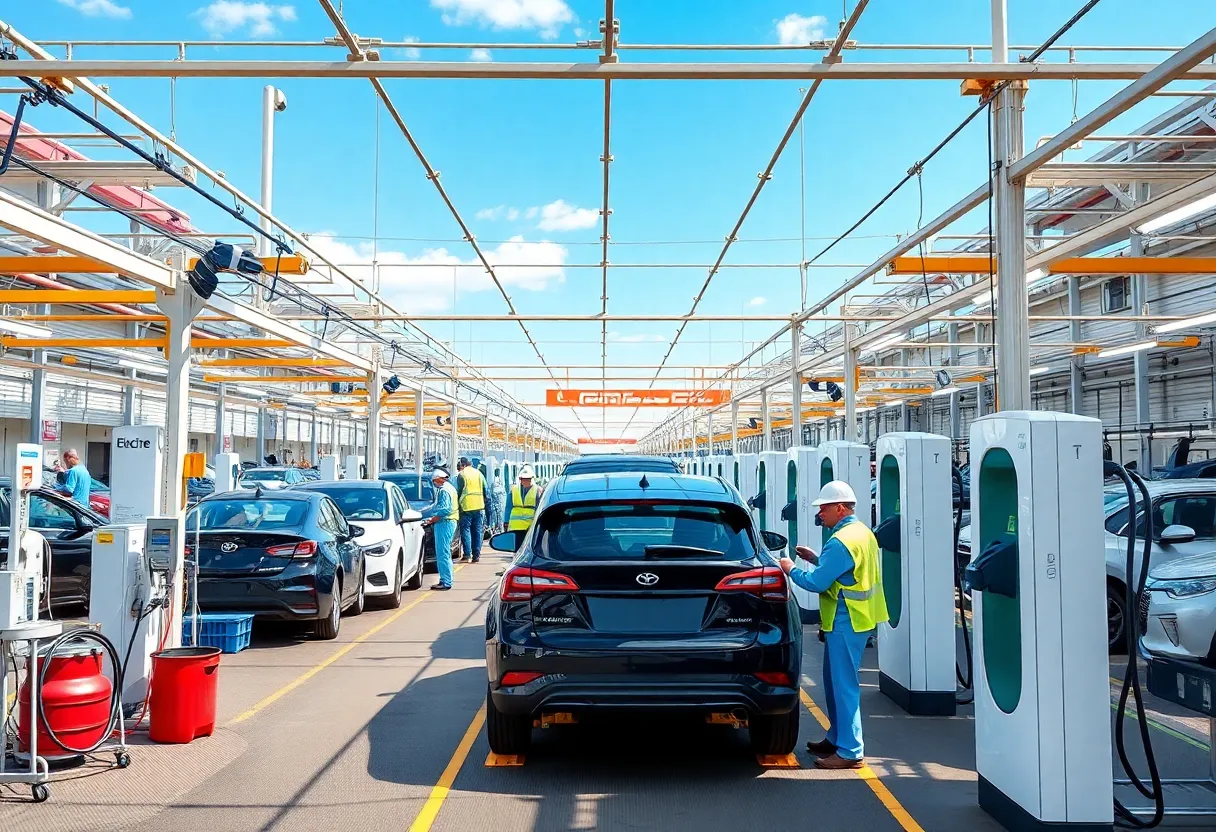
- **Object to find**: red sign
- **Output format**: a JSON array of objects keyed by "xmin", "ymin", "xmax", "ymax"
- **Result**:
[
  {"xmin": 547, "ymin": 389, "xmax": 730, "ymax": 408},
  {"xmin": 578, "ymin": 438, "xmax": 638, "ymax": 445},
  {"xmin": 41, "ymin": 420, "xmax": 60, "ymax": 442}
]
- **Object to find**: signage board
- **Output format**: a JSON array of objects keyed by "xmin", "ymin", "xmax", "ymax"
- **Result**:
[{"xmin": 546, "ymin": 389, "xmax": 730, "ymax": 408}]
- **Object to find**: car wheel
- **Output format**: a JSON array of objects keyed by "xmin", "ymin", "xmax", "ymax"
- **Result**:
[
  {"xmin": 315, "ymin": 579, "xmax": 341, "ymax": 640},
  {"xmin": 406, "ymin": 548, "xmax": 424, "ymax": 590},
  {"xmin": 1108, "ymin": 582, "xmax": 1128, "ymax": 655},
  {"xmin": 485, "ymin": 687, "xmax": 531, "ymax": 756},
  {"xmin": 748, "ymin": 708, "xmax": 800, "ymax": 756},
  {"xmin": 350, "ymin": 566, "xmax": 366, "ymax": 616},
  {"xmin": 385, "ymin": 556, "xmax": 404, "ymax": 609}
]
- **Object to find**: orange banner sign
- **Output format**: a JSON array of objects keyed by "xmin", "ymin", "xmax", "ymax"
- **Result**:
[
  {"xmin": 577, "ymin": 438, "xmax": 639, "ymax": 445},
  {"xmin": 546, "ymin": 389, "xmax": 731, "ymax": 408}
]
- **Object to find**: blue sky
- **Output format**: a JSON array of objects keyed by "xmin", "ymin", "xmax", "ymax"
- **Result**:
[{"xmin": 10, "ymin": 0, "xmax": 1215, "ymax": 438}]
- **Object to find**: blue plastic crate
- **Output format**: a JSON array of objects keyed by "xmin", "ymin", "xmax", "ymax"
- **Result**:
[{"xmin": 182, "ymin": 613, "xmax": 254, "ymax": 654}]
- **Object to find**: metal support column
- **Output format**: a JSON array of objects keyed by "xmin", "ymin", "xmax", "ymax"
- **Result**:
[
  {"xmin": 481, "ymin": 415, "xmax": 490, "ymax": 461},
  {"xmin": 214, "ymin": 383, "xmax": 226, "ymax": 455},
  {"xmin": 731, "ymin": 401, "xmax": 739, "ymax": 457},
  {"xmin": 414, "ymin": 394, "xmax": 424, "ymax": 484},
  {"xmin": 948, "ymin": 313, "xmax": 962, "ymax": 438},
  {"xmin": 366, "ymin": 366, "xmax": 381, "ymax": 479},
  {"xmin": 1069, "ymin": 276, "xmax": 1084, "ymax": 414},
  {"xmin": 1131, "ymin": 221, "xmax": 1153, "ymax": 469},
  {"xmin": 791, "ymin": 322, "xmax": 803, "ymax": 446},
  {"xmin": 761, "ymin": 387, "xmax": 772, "ymax": 451},
  {"xmin": 844, "ymin": 323, "xmax": 857, "ymax": 442},
  {"xmin": 256, "ymin": 407, "xmax": 266, "ymax": 463},
  {"xmin": 259, "ymin": 85, "xmax": 278, "ymax": 258},
  {"xmin": 449, "ymin": 404, "xmax": 458, "ymax": 467},
  {"xmin": 310, "ymin": 409, "xmax": 318, "ymax": 461},
  {"xmin": 991, "ymin": 1, "xmax": 1029, "ymax": 412},
  {"xmin": 975, "ymin": 324, "xmax": 989, "ymax": 419}
]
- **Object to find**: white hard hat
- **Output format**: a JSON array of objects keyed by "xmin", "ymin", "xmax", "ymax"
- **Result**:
[
  {"xmin": 811, "ymin": 480, "xmax": 858, "ymax": 507},
  {"xmin": 431, "ymin": 468, "xmax": 450, "ymax": 480},
  {"xmin": 519, "ymin": 465, "xmax": 535, "ymax": 479}
]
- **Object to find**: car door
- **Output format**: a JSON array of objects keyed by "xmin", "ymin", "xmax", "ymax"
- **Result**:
[
  {"xmin": 1109, "ymin": 492, "xmax": 1216, "ymax": 585},
  {"xmin": 29, "ymin": 491, "xmax": 96, "ymax": 608},
  {"xmin": 321, "ymin": 497, "xmax": 361, "ymax": 606},
  {"xmin": 391, "ymin": 485, "xmax": 421, "ymax": 574}
]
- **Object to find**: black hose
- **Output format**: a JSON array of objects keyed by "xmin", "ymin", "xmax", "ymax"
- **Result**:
[
  {"xmin": 34, "ymin": 628, "xmax": 123, "ymax": 756},
  {"xmin": 952, "ymin": 465, "xmax": 974, "ymax": 704},
  {"xmin": 1105, "ymin": 461, "xmax": 1164, "ymax": 829}
]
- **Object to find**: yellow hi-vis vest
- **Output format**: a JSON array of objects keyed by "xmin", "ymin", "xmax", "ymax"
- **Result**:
[
  {"xmin": 508, "ymin": 484, "xmax": 537, "ymax": 531},
  {"xmin": 818, "ymin": 519, "xmax": 889, "ymax": 633},
  {"xmin": 439, "ymin": 481, "xmax": 459, "ymax": 523},
  {"xmin": 458, "ymin": 467, "xmax": 485, "ymax": 512}
]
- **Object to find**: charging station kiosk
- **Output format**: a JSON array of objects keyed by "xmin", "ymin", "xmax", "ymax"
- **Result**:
[
  {"xmin": 214, "ymin": 452, "xmax": 241, "ymax": 493},
  {"xmin": 317, "ymin": 455, "xmax": 339, "ymax": 482},
  {"xmin": 756, "ymin": 451, "xmax": 787, "ymax": 537},
  {"xmin": 875, "ymin": 432, "xmax": 956, "ymax": 716},
  {"xmin": 789, "ymin": 446, "xmax": 821, "ymax": 622},
  {"xmin": 815, "ymin": 440, "xmax": 871, "ymax": 548},
  {"xmin": 345, "ymin": 454, "xmax": 365, "ymax": 480},
  {"xmin": 735, "ymin": 453, "xmax": 759, "ymax": 520},
  {"xmin": 968, "ymin": 411, "xmax": 1112, "ymax": 830},
  {"xmin": 1, "ymin": 443, "xmax": 45, "ymax": 629}
]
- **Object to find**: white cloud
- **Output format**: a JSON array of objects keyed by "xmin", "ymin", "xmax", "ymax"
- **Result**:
[
  {"xmin": 607, "ymin": 332, "xmax": 665, "ymax": 343},
  {"xmin": 475, "ymin": 205, "xmax": 507, "ymax": 221},
  {"xmin": 431, "ymin": 0, "xmax": 574, "ymax": 39},
  {"xmin": 536, "ymin": 199, "xmax": 599, "ymax": 232},
  {"xmin": 401, "ymin": 35, "xmax": 421, "ymax": 60},
  {"xmin": 56, "ymin": 0, "xmax": 132, "ymax": 18},
  {"xmin": 775, "ymin": 13, "xmax": 827, "ymax": 45},
  {"xmin": 194, "ymin": 2, "xmax": 296, "ymax": 37},
  {"xmin": 747, "ymin": 296, "xmax": 767, "ymax": 307},
  {"xmin": 470, "ymin": 48, "xmax": 493, "ymax": 62},
  {"xmin": 305, "ymin": 234, "xmax": 567, "ymax": 314},
  {"xmin": 506, "ymin": 207, "xmax": 519, "ymax": 221},
  {"xmin": 524, "ymin": 206, "xmax": 539, "ymax": 220}
]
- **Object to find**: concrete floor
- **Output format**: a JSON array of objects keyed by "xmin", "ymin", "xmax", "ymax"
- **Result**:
[{"xmin": 0, "ymin": 555, "xmax": 1211, "ymax": 831}]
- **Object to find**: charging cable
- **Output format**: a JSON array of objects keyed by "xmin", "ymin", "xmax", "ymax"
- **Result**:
[{"xmin": 951, "ymin": 465, "xmax": 974, "ymax": 705}]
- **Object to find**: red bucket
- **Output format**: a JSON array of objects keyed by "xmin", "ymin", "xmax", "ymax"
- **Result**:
[{"xmin": 149, "ymin": 646, "xmax": 222, "ymax": 744}]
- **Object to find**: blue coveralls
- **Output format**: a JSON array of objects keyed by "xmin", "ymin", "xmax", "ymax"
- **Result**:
[
  {"xmin": 787, "ymin": 514, "xmax": 872, "ymax": 761},
  {"xmin": 422, "ymin": 481, "xmax": 458, "ymax": 587}
]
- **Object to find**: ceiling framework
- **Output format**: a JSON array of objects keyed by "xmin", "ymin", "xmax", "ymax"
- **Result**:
[{"xmin": 0, "ymin": 10, "xmax": 1214, "ymax": 445}]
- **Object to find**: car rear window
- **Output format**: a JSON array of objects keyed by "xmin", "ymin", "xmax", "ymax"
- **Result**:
[
  {"xmin": 562, "ymin": 459, "xmax": 680, "ymax": 476},
  {"xmin": 192, "ymin": 499, "xmax": 308, "ymax": 531},
  {"xmin": 535, "ymin": 502, "xmax": 755, "ymax": 561},
  {"xmin": 241, "ymin": 469, "xmax": 286, "ymax": 483}
]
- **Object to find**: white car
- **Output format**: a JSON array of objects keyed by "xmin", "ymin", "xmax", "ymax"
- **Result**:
[
  {"xmin": 1142, "ymin": 552, "xmax": 1216, "ymax": 663},
  {"xmin": 295, "ymin": 480, "xmax": 425, "ymax": 608},
  {"xmin": 957, "ymin": 479, "xmax": 1216, "ymax": 651}
]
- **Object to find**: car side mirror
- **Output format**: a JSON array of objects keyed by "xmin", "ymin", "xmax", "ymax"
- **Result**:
[
  {"xmin": 348, "ymin": 523, "xmax": 365, "ymax": 539},
  {"xmin": 490, "ymin": 530, "xmax": 525, "ymax": 552},
  {"xmin": 760, "ymin": 530, "xmax": 787, "ymax": 552},
  {"xmin": 1159, "ymin": 524, "xmax": 1197, "ymax": 545},
  {"xmin": 400, "ymin": 516, "xmax": 424, "ymax": 524}
]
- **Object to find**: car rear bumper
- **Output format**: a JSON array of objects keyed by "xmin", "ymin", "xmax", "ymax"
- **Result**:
[
  {"xmin": 489, "ymin": 674, "xmax": 798, "ymax": 717},
  {"xmin": 197, "ymin": 577, "xmax": 331, "ymax": 621}
]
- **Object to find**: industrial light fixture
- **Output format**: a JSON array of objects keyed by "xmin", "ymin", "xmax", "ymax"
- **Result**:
[
  {"xmin": 1155, "ymin": 310, "xmax": 1216, "ymax": 334},
  {"xmin": 0, "ymin": 318, "xmax": 52, "ymax": 338},
  {"xmin": 1137, "ymin": 193, "xmax": 1216, "ymax": 235},
  {"xmin": 1097, "ymin": 339, "xmax": 1158, "ymax": 359},
  {"xmin": 382, "ymin": 374, "xmax": 402, "ymax": 394},
  {"xmin": 117, "ymin": 357, "xmax": 164, "ymax": 374},
  {"xmin": 187, "ymin": 242, "xmax": 265, "ymax": 301}
]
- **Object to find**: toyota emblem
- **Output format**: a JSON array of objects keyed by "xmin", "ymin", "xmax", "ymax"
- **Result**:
[
  {"xmin": 635, "ymin": 572, "xmax": 659, "ymax": 586},
  {"xmin": 220, "ymin": 542, "xmax": 238, "ymax": 553}
]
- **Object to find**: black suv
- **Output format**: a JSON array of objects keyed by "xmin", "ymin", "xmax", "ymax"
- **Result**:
[
  {"xmin": 559, "ymin": 454, "xmax": 682, "ymax": 477},
  {"xmin": 484, "ymin": 471, "xmax": 802, "ymax": 756}
]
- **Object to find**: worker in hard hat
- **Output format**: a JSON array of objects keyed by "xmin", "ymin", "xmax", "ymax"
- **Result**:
[
  {"xmin": 778, "ymin": 480, "xmax": 888, "ymax": 770},
  {"xmin": 420, "ymin": 468, "xmax": 459, "ymax": 591},
  {"xmin": 455, "ymin": 457, "xmax": 487, "ymax": 564},
  {"xmin": 506, "ymin": 465, "xmax": 542, "ymax": 531}
]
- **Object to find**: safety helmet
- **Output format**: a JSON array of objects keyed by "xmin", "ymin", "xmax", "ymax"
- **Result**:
[
  {"xmin": 519, "ymin": 465, "xmax": 535, "ymax": 479},
  {"xmin": 811, "ymin": 480, "xmax": 858, "ymax": 507},
  {"xmin": 431, "ymin": 468, "xmax": 450, "ymax": 481}
]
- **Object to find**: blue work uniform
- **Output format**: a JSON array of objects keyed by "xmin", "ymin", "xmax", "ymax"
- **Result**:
[
  {"xmin": 422, "ymin": 480, "xmax": 459, "ymax": 587},
  {"xmin": 787, "ymin": 514, "xmax": 874, "ymax": 761},
  {"xmin": 58, "ymin": 463, "xmax": 92, "ymax": 506}
]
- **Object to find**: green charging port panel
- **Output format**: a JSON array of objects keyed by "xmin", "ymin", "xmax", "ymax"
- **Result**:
[{"xmin": 977, "ymin": 447, "xmax": 1022, "ymax": 715}]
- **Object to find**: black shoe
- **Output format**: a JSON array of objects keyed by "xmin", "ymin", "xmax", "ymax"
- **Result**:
[
  {"xmin": 430, "ymin": 583, "xmax": 452, "ymax": 591},
  {"xmin": 471, "ymin": 557, "xmax": 480, "ymax": 564},
  {"xmin": 806, "ymin": 738, "xmax": 836, "ymax": 756}
]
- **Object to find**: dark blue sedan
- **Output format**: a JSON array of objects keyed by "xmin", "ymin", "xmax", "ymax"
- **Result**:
[{"xmin": 187, "ymin": 489, "xmax": 367, "ymax": 639}]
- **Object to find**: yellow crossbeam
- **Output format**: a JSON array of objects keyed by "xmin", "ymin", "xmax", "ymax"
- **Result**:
[
  {"xmin": 2, "ymin": 337, "xmax": 165, "ymax": 349},
  {"xmin": 202, "ymin": 374, "xmax": 366, "ymax": 384},
  {"xmin": 0, "ymin": 289, "xmax": 157, "ymax": 304},
  {"xmin": 888, "ymin": 255, "xmax": 1216, "ymax": 275},
  {"xmin": 200, "ymin": 357, "xmax": 351, "ymax": 368}
]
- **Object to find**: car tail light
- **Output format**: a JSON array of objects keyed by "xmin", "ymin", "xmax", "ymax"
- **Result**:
[
  {"xmin": 754, "ymin": 671, "xmax": 792, "ymax": 687},
  {"xmin": 715, "ymin": 567, "xmax": 788, "ymax": 601},
  {"xmin": 500, "ymin": 566, "xmax": 580, "ymax": 601},
  {"xmin": 266, "ymin": 540, "xmax": 318, "ymax": 558},
  {"xmin": 500, "ymin": 671, "xmax": 543, "ymax": 687}
]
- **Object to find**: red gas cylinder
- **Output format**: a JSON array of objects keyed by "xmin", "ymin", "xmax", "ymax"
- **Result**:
[{"xmin": 18, "ymin": 648, "xmax": 114, "ymax": 760}]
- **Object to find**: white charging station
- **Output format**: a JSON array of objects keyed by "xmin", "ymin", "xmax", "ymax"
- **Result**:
[
  {"xmin": 214, "ymin": 452, "xmax": 241, "ymax": 494},
  {"xmin": 968, "ymin": 411, "xmax": 1112, "ymax": 830},
  {"xmin": 109, "ymin": 426, "xmax": 165, "ymax": 525},
  {"xmin": 318, "ymin": 455, "xmax": 340, "ymax": 482},
  {"xmin": 345, "ymin": 454, "xmax": 364, "ymax": 480},
  {"xmin": 735, "ymin": 453, "xmax": 759, "ymax": 519},
  {"xmin": 815, "ymin": 440, "xmax": 871, "ymax": 548},
  {"xmin": 789, "ymin": 445, "xmax": 821, "ymax": 622},
  {"xmin": 0, "ymin": 443, "xmax": 46, "ymax": 629},
  {"xmin": 756, "ymin": 450, "xmax": 787, "ymax": 537},
  {"xmin": 875, "ymin": 432, "xmax": 956, "ymax": 716}
]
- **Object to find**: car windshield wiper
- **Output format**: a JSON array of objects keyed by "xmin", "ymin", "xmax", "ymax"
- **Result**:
[{"xmin": 643, "ymin": 544, "xmax": 724, "ymax": 559}]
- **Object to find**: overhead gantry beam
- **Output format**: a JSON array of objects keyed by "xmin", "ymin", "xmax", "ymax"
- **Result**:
[
  {"xmin": 6, "ymin": 60, "xmax": 1216, "ymax": 82},
  {"xmin": 888, "ymin": 255, "xmax": 1216, "ymax": 274}
]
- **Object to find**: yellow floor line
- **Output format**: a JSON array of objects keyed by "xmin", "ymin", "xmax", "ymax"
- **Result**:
[
  {"xmin": 229, "ymin": 564, "xmax": 468, "ymax": 725},
  {"xmin": 799, "ymin": 688, "xmax": 925, "ymax": 832},
  {"xmin": 1109, "ymin": 675, "xmax": 1210, "ymax": 751},
  {"xmin": 408, "ymin": 704, "xmax": 487, "ymax": 832}
]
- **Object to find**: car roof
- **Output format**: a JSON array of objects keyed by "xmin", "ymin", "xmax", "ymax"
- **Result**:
[
  {"xmin": 1160, "ymin": 460, "xmax": 1216, "ymax": 476},
  {"xmin": 545, "ymin": 471, "xmax": 742, "ymax": 505},
  {"xmin": 1107, "ymin": 479, "xmax": 1216, "ymax": 496},
  {"xmin": 198, "ymin": 488, "xmax": 317, "ymax": 502},
  {"xmin": 562, "ymin": 455, "xmax": 681, "ymax": 471},
  {"xmin": 294, "ymin": 480, "xmax": 387, "ymax": 491}
]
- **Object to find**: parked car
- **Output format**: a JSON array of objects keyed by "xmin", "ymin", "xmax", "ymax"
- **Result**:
[
  {"xmin": 41, "ymin": 467, "xmax": 111, "ymax": 517},
  {"xmin": 1157, "ymin": 459, "xmax": 1216, "ymax": 480},
  {"xmin": 238, "ymin": 466, "xmax": 306, "ymax": 490},
  {"xmin": 958, "ymin": 479, "xmax": 1216, "ymax": 651},
  {"xmin": 483, "ymin": 471, "xmax": 802, "ymax": 756},
  {"xmin": 187, "ymin": 489, "xmax": 366, "ymax": 639},
  {"xmin": 0, "ymin": 479, "xmax": 106, "ymax": 612},
  {"xmin": 378, "ymin": 471, "xmax": 462, "ymax": 570},
  {"xmin": 559, "ymin": 454, "xmax": 682, "ymax": 477},
  {"xmin": 294, "ymin": 480, "xmax": 425, "ymax": 608},
  {"xmin": 1141, "ymin": 551, "xmax": 1216, "ymax": 664}
]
